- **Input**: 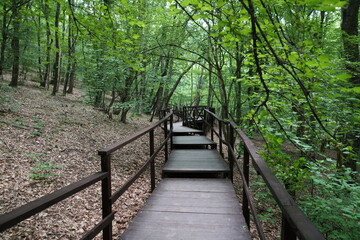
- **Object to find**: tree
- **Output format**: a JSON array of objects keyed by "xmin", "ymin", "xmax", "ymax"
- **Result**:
[
  {"xmin": 341, "ymin": 0, "xmax": 360, "ymax": 85},
  {"xmin": 9, "ymin": 1, "xmax": 22, "ymax": 87},
  {"xmin": 51, "ymin": 1, "xmax": 60, "ymax": 95}
]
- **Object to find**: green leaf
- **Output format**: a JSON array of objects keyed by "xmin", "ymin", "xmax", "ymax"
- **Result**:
[
  {"xmin": 336, "ymin": 73, "xmax": 352, "ymax": 80},
  {"xmin": 181, "ymin": 0, "xmax": 191, "ymax": 7}
]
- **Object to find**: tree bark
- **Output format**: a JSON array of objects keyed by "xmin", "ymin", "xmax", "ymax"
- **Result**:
[
  {"xmin": 0, "ymin": 5, "xmax": 9, "ymax": 77},
  {"xmin": 9, "ymin": 4, "xmax": 20, "ymax": 87},
  {"xmin": 341, "ymin": 0, "xmax": 360, "ymax": 84},
  {"xmin": 41, "ymin": 0, "xmax": 51, "ymax": 88},
  {"xmin": 37, "ymin": 13, "xmax": 43, "ymax": 82},
  {"xmin": 51, "ymin": 2, "xmax": 61, "ymax": 95}
]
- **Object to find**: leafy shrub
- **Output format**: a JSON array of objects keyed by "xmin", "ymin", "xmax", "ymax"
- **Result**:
[{"xmin": 299, "ymin": 159, "xmax": 360, "ymax": 240}]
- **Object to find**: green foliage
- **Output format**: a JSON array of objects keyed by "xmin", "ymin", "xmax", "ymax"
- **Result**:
[
  {"xmin": 31, "ymin": 118, "xmax": 44, "ymax": 136},
  {"xmin": 0, "ymin": 85, "xmax": 16, "ymax": 112},
  {"xmin": 60, "ymin": 117, "xmax": 83, "ymax": 126},
  {"xmin": 299, "ymin": 159, "xmax": 360, "ymax": 240},
  {"xmin": 29, "ymin": 161, "xmax": 63, "ymax": 180}
]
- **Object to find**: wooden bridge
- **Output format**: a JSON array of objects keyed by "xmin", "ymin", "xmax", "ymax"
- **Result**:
[{"xmin": 0, "ymin": 106, "xmax": 325, "ymax": 240}]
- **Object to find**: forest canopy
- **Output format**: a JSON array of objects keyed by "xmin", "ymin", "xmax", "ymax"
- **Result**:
[{"xmin": 0, "ymin": 0, "xmax": 359, "ymax": 239}]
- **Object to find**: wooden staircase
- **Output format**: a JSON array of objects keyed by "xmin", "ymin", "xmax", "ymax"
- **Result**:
[{"xmin": 120, "ymin": 122, "xmax": 251, "ymax": 240}]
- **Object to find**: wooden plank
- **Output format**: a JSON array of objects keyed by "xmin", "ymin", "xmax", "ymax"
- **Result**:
[
  {"xmin": 119, "ymin": 178, "xmax": 251, "ymax": 240},
  {"xmin": 172, "ymin": 136, "xmax": 216, "ymax": 146},
  {"xmin": 163, "ymin": 150, "xmax": 229, "ymax": 173},
  {"xmin": 155, "ymin": 178, "xmax": 234, "ymax": 192},
  {"xmin": 171, "ymin": 122, "xmax": 203, "ymax": 134}
]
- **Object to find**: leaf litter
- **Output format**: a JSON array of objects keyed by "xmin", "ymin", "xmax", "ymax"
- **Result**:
[{"xmin": 0, "ymin": 82, "xmax": 164, "ymax": 239}]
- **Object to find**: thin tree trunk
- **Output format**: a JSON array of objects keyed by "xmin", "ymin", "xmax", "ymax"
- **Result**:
[
  {"xmin": 0, "ymin": 5, "xmax": 9, "ymax": 76},
  {"xmin": 163, "ymin": 62, "xmax": 196, "ymax": 108},
  {"xmin": 41, "ymin": 0, "xmax": 51, "ymax": 88},
  {"xmin": 9, "ymin": 5, "xmax": 20, "ymax": 87},
  {"xmin": 37, "ymin": 13, "xmax": 43, "ymax": 82},
  {"xmin": 52, "ymin": 2, "xmax": 61, "ymax": 96},
  {"xmin": 341, "ymin": 0, "xmax": 360, "ymax": 84}
]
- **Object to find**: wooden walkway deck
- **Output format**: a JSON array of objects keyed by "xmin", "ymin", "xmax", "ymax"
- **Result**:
[
  {"xmin": 163, "ymin": 149, "xmax": 229, "ymax": 177},
  {"xmin": 120, "ymin": 179, "xmax": 251, "ymax": 240},
  {"xmin": 119, "ymin": 123, "xmax": 251, "ymax": 240},
  {"xmin": 171, "ymin": 121, "xmax": 204, "ymax": 135}
]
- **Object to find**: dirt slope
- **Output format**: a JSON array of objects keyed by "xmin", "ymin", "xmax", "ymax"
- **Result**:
[{"xmin": 0, "ymin": 81, "xmax": 161, "ymax": 239}]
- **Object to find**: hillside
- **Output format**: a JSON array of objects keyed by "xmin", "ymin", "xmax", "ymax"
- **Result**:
[{"xmin": 0, "ymin": 80, "xmax": 157, "ymax": 239}]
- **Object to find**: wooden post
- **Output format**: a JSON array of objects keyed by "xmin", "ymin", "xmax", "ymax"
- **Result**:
[
  {"xmin": 100, "ymin": 153, "xmax": 112, "ymax": 240},
  {"xmin": 281, "ymin": 214, "xmax": 297, "ymax": 240},
  {"xmin": 150, "ymin": 130, "xmax": 155, "ymax": 192},
  {"xmin": 211, "ymin": 114, "xmax": 214, "ymax": 141},
  {"xmin": 170, "ymin": 113, "xmax": 173, "ymax": 150},
  {"xmin": 219, "ymin": 121, "xmax": 223, "ymax": 157},
  {"xmin": 164, "ymin": 118, "xmax": 168, "ymax": 163},
  {"xmin": 227, "ymin": 124, "xmax": 234, "ymax": 182},
  {"xmin": 242, "ymin": 146, "xmax": 250, "ymax": 228}
]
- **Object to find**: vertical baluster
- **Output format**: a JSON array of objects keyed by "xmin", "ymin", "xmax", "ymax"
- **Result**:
[
  {"xmin": 227, "ymin": 124, "xmax": 234, "ymax": 182},
  {"xmin": 211, "ymin": 114, "xmax": 214, "ymax": 141},
  {"xmin": 100, "ymin": 153, "xmax": 112, "ymax": 240},
  {"xmin": 170, "ymin": 113, "xmax": 173, "ymax": 150},
  {"xmin": 281, "ymin": 215, "xmax": 296, "ymax": 240},
  {"xmin": 150, "ymin": 130, "xmax": 155, "ymax": 192},
  {"xmin": 164, "ymin": 117, "xmax": 168, "ymax": 163},
  {"xmin": 243, "ymin": 146, "xmax": 250, "ymax": 228},
  {"xmin": 219, "ymin": 121, "xmax": 223, "ymax": 157}
]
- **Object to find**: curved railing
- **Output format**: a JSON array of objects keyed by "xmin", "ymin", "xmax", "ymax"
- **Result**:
[{"xmin": 203, "ymin": 109, "xmax": 325, "ymax": 240}]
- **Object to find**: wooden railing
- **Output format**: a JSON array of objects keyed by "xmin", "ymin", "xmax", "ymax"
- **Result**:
[
  {"xmin": 182, "ymin": 105, "xmax": 214, "ymax": 129},
  {"xmin": 204, "ymin": 109, "xmax": 325, "ymax": 240},
  {"xmin": 0, "ymin": 112, "xmax": 174, "ymax": 240}
]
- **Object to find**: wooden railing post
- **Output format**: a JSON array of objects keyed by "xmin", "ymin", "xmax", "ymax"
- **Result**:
[
  {"xmin": 219, "ymin": 121, "xmax": 223, "ymax": 157},
  {"xmin": 210, "ymin": 114, "xmax": 214, "ymax": 141},
  {"xmin": 164, "ymin": 118, "xmax": 168, "ymax": 163},
  {"xmin": 100, "ymin": 153, "xmax": 112, "ymax": 240},
  {"xmin": 170, "ymin": 113, "xmax": 173, "ymax": 150},
  {"xmin": 281, "ymin": 215, "xmax": 297, "ymax": 240},
  {"xmin": 242, "ymin": 146, "xmax": 250, "ymax": 228},
  {"xmin": 227, "ymin": 124, "xmax": 234, "ymax": 182},
  {"xmin": 150, "ymin": 130, "xmax": 155, "ymax": 192}
]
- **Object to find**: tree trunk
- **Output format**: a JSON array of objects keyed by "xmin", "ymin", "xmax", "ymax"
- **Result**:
[
  {"xmin": 341, "ymin": 0, "xmax": 360, "ymax": 85},
  {"xmin": 51, "ymin": 2, "xmax": 61, "ymax": 96},
  {"xmin": 163, "ymin": 62, "xmax": 196, "ymax": 108},
  {"xmin": 41, "ymin": 0, "xmax": 51, "ymax": 88},
  {"xmin": 67, "ymin": 15, "xmax": 77, "ymax": 94},
  {"xmin": 9, "ymin": 4, "xmax": 20, "ymax": 87},
  {"xmin": 37, "ymin": 13, "xmax": 43, "ymax": 82},
  {"xmin": 0, "ymin": 5, "xmax": 9, "ymax": 77}
]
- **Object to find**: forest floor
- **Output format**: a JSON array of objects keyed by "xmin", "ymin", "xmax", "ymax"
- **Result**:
[{"xmin": 0, "ymin": 79, "xmax": 165, "ymax": 239}]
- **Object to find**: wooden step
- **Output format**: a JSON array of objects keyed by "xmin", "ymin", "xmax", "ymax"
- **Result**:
[
  {"xmin": 162, "ymin": 150, "xmax": 229, "ymax": 178},
  {"xmin": 170, "ymin": 122, "xmax": 204, "ymax": 136},
  {"xmin": 119, "ymin": 178, "xmax": 251, "ymax": 240},
  {"xmin": 172, "ymin": 136, "xmax": 216, "ymax": 149}
]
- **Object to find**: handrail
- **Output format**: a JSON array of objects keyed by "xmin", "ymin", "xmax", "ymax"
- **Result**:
[
  {"xmin": 110, "ymin": 131, "xmax": 172, "ymax": 204},
  {"xmin": 99, "ymin": 112, "xmax": 173, "ymax": 155},
  {"xmin": 203, "ymin": 109, "xmax": 325, "ymax": 240},
  {"xmin": 0, "ymin": 172, "xmax": 107, "ymax": 232},
  {"xmin": 0, "ymin": 111, "xmax": 174, "ymax": 240}
]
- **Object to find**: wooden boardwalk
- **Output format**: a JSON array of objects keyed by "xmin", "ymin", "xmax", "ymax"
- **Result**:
[
  {"xmin": 120, "ymin": 179, "xmax": 250, "ymax": 240},
  {"xmin": 120, "ymin": 122, "xmax": 251, "ymax": 240},
  {"xmin": 171, "ymin": 121, "xmax": 204, "ymax": 135}
]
